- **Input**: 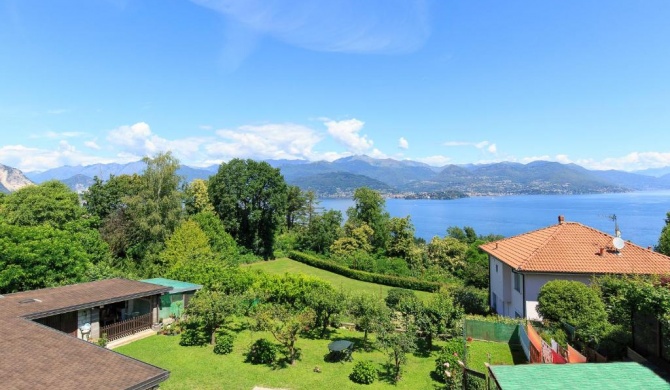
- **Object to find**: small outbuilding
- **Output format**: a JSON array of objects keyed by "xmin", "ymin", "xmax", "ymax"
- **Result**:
[
  {"xmin": 488, "ymin": 362, "xmax": 670, "ymax": 389},
  {"xmin": 141, "ymin": 278, "xmax": 202, "ymax": 320}
]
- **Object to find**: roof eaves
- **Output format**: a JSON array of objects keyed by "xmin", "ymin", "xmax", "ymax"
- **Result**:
[{"xmin": 22, "ymin": 287, "xmax": 172, "ymax": 320}]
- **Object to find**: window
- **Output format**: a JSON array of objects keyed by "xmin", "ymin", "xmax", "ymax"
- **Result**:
[
  {"xmin": 514, "ymin": 272, "xmax": 521, "ymax": 293},
  {"xmin": 492, "ymin": 293, "xmax": 497, "ymax": 311},
  {"xmin": 495, "ymin": 264, "xmax": 499, "ymax": 273}
]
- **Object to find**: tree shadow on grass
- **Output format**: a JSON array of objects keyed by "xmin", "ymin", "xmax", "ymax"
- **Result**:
[
  {"xmin": 302, "ymin": 328, "xmax": 336, "ymax": 340},
  {"xmin": 413, "ymin": 339, "xmax": 442, "ymax": 358}
]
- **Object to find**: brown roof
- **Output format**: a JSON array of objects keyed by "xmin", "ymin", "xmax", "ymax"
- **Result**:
[
  {"xmin": 480, "ymin": 220, "xmax": 670, "ymax": 274},
  {"xmin": 0, "ymin": 279, "xmax": 170, "ymax": 390}
]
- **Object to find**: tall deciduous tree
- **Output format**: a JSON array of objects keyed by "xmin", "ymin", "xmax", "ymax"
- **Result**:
[
  {"xmin": 123, "ymin": 152, "xmax": 184, "ymax": 266},
  {"xmin": 1, "ymin": 181, "xmax": 83, "ymax": 229},
  {"xmin": 190, "ymin": 211, "xmax": 238, "ymax": 263},
  {"xmin": 83, "ymin": 174, "xmax": 142, "ymax": 222},
  {"xmin": 347, "ymin": 187, "xmax": 390, "ymax": 253},
  {"xmin": 387, "ymin": 216, "xmax": 416, "ymax": 260},
  {"xmin": 285, "ymin": 185, "xmax": 307, "ymax": 231},
  {"xmin": 208, "ymin": 159, "xmax": 288, "ymax": 259},
  {"xmin": 183, "ymin": 179, "xmax": 214, "ymax": 215},
  {"xmin": 298, "ymin": 209, "xmax": 342, "ymax": 254}
]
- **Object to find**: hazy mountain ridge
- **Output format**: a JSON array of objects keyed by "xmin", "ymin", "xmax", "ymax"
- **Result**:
[
  {"xmin": 18, "ymin": 157, "xmax": 670, "ymax": 196},
  {"xmin": 0, "ymin": 164, "xmax": 34, "ymax": 193}
]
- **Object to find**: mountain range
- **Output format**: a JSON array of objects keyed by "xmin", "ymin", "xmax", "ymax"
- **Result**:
[{"xmin": 5, "ymin": 156, "xmax": 670, "ymax": 197}]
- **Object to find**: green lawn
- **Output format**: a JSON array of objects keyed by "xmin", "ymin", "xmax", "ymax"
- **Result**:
[
  {"xmin": 465, "ymin": 340, "xmax": 527, "ymax": 373},
  {"xmin": 245, "ymin": 258, "xmax": 433, "ymax": 302},
  {"xmin": 117, "ymin": 326, "xmax": 444, "ymax": 390}
]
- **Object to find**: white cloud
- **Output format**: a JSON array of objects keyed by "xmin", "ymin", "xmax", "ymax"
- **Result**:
[
  {"xmin": 323, "ymin": 118, "xmax": 374, "ymax": 154},
  {"xmin": 416, "ymin": 155, "xmax": 452, "ymax": 167},
  {"xmin": 398, "ymin": 137, "xmax": 409, "ymax": 150},
  {"xmin": 106, "ymin": 122, "xmax": 208, "ymax": 162},
  {"xmin": 445, "ymin": 140, "xmax": 497, "ymax": 154},
  {"xmin": 208, "ymin": 122, "xmax": 322, "ymax": 161},
  {"xmin": 85, "ymin": 140, "xmax": 101, "ymax": 150},
  {"xmin": 487, "ymin": 143, "xmax": 497, "ymax": 153},
  {"xmin": 191, "ymin": 0, "xmax": 431, "ymax": 55},
  {"xmin": 0, "ymin": 144, "xmax": 115, "ymax": 172}
]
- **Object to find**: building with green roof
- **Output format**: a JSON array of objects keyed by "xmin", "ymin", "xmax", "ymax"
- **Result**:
[
  {"xmin": 488, "ymin": 362, "xmax": 670, "ymax": 389},
  {"xmin": 141, "ymin": 278, "xmax": 202, "ymax": 320}
]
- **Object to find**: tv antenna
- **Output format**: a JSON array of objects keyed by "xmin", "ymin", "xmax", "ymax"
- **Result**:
[{"xmin": 609, "ymin": 214, "xmax": 625, "ymax": 253}]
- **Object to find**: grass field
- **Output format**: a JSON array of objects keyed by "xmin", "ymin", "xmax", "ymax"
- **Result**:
[
  {"xmin": 465, "ymin": 340, "xmax": 527, "ymax": 373},
  {"xmin": 117, "ymin": 326, "xmax": 445, "ymax": 390},
  {"xmin": 245, "ymin": 258, "xmax": 433, "ymax": 302}
]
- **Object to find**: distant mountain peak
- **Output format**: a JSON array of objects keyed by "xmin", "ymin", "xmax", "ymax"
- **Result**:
[{"xmin": 0, "ymin": 163, "xmax": 34, "ymax": 193}]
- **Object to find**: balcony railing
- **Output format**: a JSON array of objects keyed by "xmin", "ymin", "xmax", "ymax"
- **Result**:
[{"xmin": 100, "ymin": 313, "xmax": 152, "ymax": 341}]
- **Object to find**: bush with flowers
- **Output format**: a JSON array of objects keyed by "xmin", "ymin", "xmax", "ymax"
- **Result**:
[{"xmin": 434, "ymin": 339, "xmax": 464, "ymax": 389}]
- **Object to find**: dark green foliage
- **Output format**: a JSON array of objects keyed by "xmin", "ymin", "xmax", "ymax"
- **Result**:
[
  {"xmin": 246, "ymin": 338, "xmax": 278, "ymax": 365},
  {"xmin": 190, "ymin": 211, "xmax": 238, "ymax": 263},
  {"xmin": 457, "ymin": 241, "xmax": 490, "ymax": 289},
  {"xmin": 1, "ymin": 180, "xmax": 83, "ymax": 229},
  {"xmin": 289, "ymin": 251, "xmax": 442, "ymax": 292},
  {"xmin": 537, "ymin": 280, "xmax": 609, "ymax": 344},
  {"xmin": 213, "ymin": 331, "xmax": 235, "ymax": 355},
  {"xmin": 385, "ymin": 288, "xmax": 417, "ymax": 311},
  {"xmin": 179, "ymin": 320, "xmax": 209, "ymax": 346},
  {"xmin": 347, "ymin": 187, "xmax": 391, "ymax": 253},
  {"xmin": 304, "ymin": 283, "xmax": 346, "ymax": 336},
  {"xmin": 186, "ymin": 289, "xmax": 241, "ymax": 344},
  {"xmin": 0, "ymin": 223, "xmax": 92, "ymax": 293},
  {"xmin": 450, "ymin": 286, "xmax": 489, "ymax": 315},
  {"xmin": 656, "ymin": 212, "xmax": 670, "ymax": 256},
  {"xmin": 296, "ymin": 209, "xmax": 342, "ymax": 254},
  {"xmin": 375, "ymin": 256, "xmax": 411, "ymax": 277},
  {"xmin": 349, "ymin": 360, "xmax": 377, "ymax": 384},
  {"xmin": 209, "ymin": 158, "xmax": 288, "ymax": 259},
  {"xmin": 83, "ymin": 174, "xmax": 141, "ymax": 222}
]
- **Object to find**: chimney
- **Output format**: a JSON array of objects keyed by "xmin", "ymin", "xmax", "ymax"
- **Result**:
[
  {"xmin": 599, "ymin": 247, "xmax": 605, "ymax": 256},
  {"xmin": 558, "ymin": 215, "xmax": 565, "ymax": 225}
]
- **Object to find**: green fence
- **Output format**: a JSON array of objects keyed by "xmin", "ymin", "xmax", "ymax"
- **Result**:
[{"xmin": 464, "ymin": 319, "xmax": 520, "ymax": 344}]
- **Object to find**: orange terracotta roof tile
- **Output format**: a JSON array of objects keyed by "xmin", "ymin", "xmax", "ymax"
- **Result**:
[{"xmin": 480, "ymin": 221, "xmax": 670, "ymax": 275}]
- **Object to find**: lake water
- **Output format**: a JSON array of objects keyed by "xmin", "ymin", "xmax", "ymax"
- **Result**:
[{"xmin": 319, "ymin": 191, "xmax": 670, "ymax": 249}]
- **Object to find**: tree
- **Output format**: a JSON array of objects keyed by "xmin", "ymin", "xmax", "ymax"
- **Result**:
[
  {"xmin": 347, "ymin": 187, "xmax": 390, "ymax": 253},
  {"xmin": 457, "ymin": 240, "xmax": 490, "ymax": 288},
  {"xmin": 537, "ymin": 280, "xmax": 609, "ymax": 344},
  {"xmin": 255, "ymin": 304, "xmax": 316, "ymax": 365},
  {"xmin": 208, "ymin": 159, "xmax": 288, "ymax": 259},
  {"xmin": 416, "ymin": 292, "xmax": 463, "ymax": 349},
  {"xmin": 190, "ymin": 211, "xmax": 238, "ymax": 263},
  {"xmin": 387, "ymin": 216, "xmax": 416, "ymax": 260},
  {"xmin": 426, "ymin": 236, "xmax": 468, "ymax": 273},
  {"xmin": 285, "ymin": 185, "xmax": 307, "ymax": 231},
  {"xmin": 83, "ymin": 174, "xmax": 142, "ymax": 222},
  {"xmin": 350, "ymin": 293, "xmax": 390, "ymax": 343},
  {"xmin": 122, "ymin": 152, "xmax": 184, "ymax": 266},
  {"xmin": 330, "ymin": 223, "xmax": 374, "ymax": 256},
  {"xmin": 304, "ymin": 283, "xmax": 346, "ymax": 337},
  {"xmin": 376, "ymin": 321, "xmax": 416, "ymax": 383},
  {"xmin": 1, "ymin": 181, "xmax": 83, "ymax": 229},
  {"xmin": 0, "ymin": 223, "xmax": 91, "ymax": 293},
  {"xmin": 297, "ymin": 209, "xmax": 342, "ymax": 254},
  {"xmin": 657, "ymin": 212, "xmax": 670, "ymax": 256},
  {"xmin": 186, "ymin": 289, "xmax": 240, "ymax": 344},
  {"xmin": 183, "ymin": 178, "xmax": 214, "ymax": 215}
]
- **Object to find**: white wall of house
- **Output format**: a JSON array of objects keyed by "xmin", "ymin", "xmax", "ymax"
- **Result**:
[{"xmin": 489, "ymin": 256, "xmax": 516, "ymax": 317}]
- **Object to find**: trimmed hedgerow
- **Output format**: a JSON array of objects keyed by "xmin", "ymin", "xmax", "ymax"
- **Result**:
[{"xmin": 288, "ymin": 251, "xmax": 442, "ymax": 292}]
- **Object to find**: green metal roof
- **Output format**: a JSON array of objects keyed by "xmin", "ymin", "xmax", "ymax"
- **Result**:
[
  {"xmin": 490, "ymin": 362, "xmax": 670, "ymax": 390},
  {"xmin": 141, "ymin": 278, "xmax": 203, "ymax": 294}
]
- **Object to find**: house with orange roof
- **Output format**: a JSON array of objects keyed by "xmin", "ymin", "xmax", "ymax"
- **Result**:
[{"xmin": 480, "ymin": 215, "xmax": 670, "ymax": 320}]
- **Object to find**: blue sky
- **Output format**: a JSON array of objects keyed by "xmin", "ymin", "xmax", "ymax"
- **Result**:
[{"xmin": 1, "ymin": 0, "xmax": 669, "ymax": 172}]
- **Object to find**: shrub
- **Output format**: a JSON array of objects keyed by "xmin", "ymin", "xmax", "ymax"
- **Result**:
[
  {"xmin": 179, "ymin": 320, "xmax": 208, "ymax": 346},
  {"xmin": 451, "ymin": 286, "xmax": 489, "ymax": 315},
  {"xmin": 349, "ymin": 360, "xmax": 377, "ymax": 384},
  {"xmin": 213, "ymin": 331, "xmax": 235, "ymax": 355},
  {"xmin": 434, "ymin": 339, "xmax": 464, "ymax": 386},
  {"xmin": 97, "ymin": 333, "xmax": 108, "ymax": 348},
  {"xmin": 245, "ymin": 338, "xmax": 278, "ymax": 365}
]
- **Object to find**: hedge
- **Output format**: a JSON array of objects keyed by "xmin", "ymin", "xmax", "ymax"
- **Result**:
[{"xmin": 288, "ymin": 251, "xmax": 443, "ymax": 292}]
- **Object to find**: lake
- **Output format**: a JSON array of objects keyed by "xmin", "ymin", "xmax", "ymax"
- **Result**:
[{"xmin": 319, "ymin": 191, "xmax": 670, "ymax": 249}]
